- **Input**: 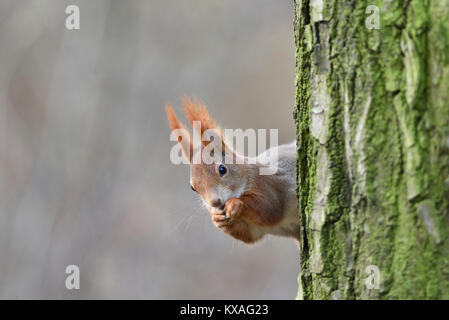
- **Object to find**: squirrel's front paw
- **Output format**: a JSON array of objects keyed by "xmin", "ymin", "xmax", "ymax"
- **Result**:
[
  {"xmin": 211, "ymin": 212, "xmax": 232, "ymax": 229},
  {"xmin": 223, "ymin": 197, "xmax": 243, "ymax": 220},
  {"xmin": 210, "ymin": 198, "xmax": 244, "ymax": 233},
  {"xmin": 211, "ymin": 210, "xmax": 255, "ymax": 244}
]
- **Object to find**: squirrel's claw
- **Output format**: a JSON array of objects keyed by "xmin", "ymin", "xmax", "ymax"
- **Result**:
[
  {"xmin": 210, "ymin": 198, "xmax": 243, "ymax": 231},
  {"xmin": 220, "ymin": 210, "xmax": 230, "ymax": 222},
  {"xmin": 212, "ymin": 212, "xmax": 232, "ymax": 228}
]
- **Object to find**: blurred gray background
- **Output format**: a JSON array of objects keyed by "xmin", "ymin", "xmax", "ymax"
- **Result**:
[{"xmin": 0, "ymin": 0, "xmax": 297, "ymax": 299}]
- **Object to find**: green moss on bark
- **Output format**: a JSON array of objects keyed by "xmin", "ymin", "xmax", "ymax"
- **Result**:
[{"xmin": 295, "ymin": 0, "xmax": 449, "ymax": 299}]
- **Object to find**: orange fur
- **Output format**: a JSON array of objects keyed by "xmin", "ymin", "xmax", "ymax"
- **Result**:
[
  {"xmin": 180, "ymin": 95, "xmax": 228, "ymax": 151},
  {"xmin": 165, "ymin": 105, "xmax": 193, "ymax": 161},
  {"xmin": 181, "ymin": 96, "xmax": 219, "ymax": 136},
  {"xmin": 165, "ymin": 105, "xmax": 185, "ymax": 134}
]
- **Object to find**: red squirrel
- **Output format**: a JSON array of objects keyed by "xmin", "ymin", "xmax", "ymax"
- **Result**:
[{"xmin": 166, "ymin": 96, "xmax": 299, "ymax": 244}]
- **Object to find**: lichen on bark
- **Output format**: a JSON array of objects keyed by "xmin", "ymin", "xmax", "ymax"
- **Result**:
[{"xmin": 294, "ymin": 0, "xmax": 449, "ymax": 299}]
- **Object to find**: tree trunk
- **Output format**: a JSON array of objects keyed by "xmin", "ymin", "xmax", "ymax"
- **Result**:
[{"xmin": 294, "ymin": 0, "xmax": 449, "ymax": 299}]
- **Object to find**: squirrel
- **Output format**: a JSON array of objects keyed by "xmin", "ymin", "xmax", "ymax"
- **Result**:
[{"xmin": 166, "ymin": 96, "xmax": 300, "ymax": 244}]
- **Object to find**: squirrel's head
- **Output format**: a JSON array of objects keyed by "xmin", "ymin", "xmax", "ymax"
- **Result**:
[
  {"xmin": 166, "ymin": 96, "xmax": 249, "ymax": 209},
  {"xmin": 189, "ymin": 151, "xmax": 248, "ymax": 210}
]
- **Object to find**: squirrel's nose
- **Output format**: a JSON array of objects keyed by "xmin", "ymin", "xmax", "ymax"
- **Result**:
[{"xmin": 210, "ymin": 199, "xmax": 223, "ymax": 209}]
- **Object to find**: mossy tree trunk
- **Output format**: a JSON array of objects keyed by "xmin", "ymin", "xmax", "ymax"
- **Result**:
[{"xmin": 294, "ymin": 0, "xmax": 449, "ymax": 299}]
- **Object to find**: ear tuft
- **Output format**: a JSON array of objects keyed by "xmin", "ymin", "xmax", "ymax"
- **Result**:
[
  {"xmin": 165, "ymin": 104, "xmax": 183, "ymax": 133},
  {"xmin": 165, "ymin": 96, "xmax": 234, "ymax": 159},
  {"xmin": 181, "ymin": 95, "xmax": 219, "ymax": 136},
  {"xmin": 165, "ymin": 104, "xmax": 193, "ymax": 161}
]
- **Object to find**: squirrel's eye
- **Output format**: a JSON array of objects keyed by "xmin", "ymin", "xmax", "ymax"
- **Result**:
[
  {"xmin": 190, "ymin": 185, "xmax": 197, "ymax": 193},
  {"xmin": 218, "ymin": 164, "xmax": 227, "ymax": 177}
]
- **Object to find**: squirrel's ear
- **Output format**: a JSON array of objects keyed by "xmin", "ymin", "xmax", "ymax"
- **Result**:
[
  {"xmin": 181, "ymin": 95, "xmax": 222, "ymax": 145},
  {"xmin": 181, "ymin": 95, "xmax": 236, "ymax": 158},
  {"xmin": 166, "ymin": 105, "xmax": 193, "ymax": 163}
]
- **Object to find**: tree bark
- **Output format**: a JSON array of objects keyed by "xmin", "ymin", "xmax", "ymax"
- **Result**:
[{"xmin": 294, "ymin": 0, "xmax": 449, "ymax": 299}]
